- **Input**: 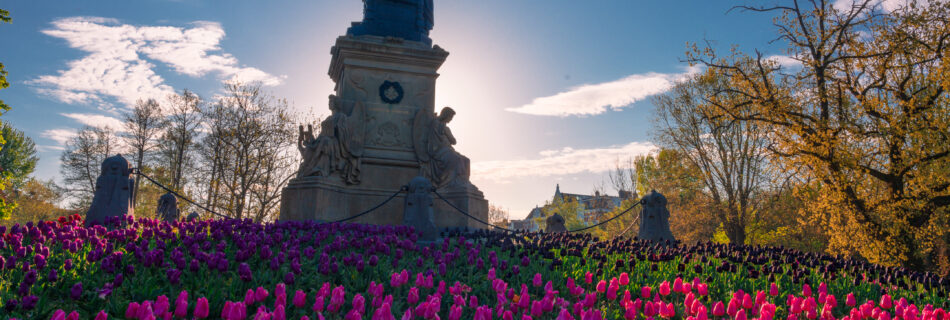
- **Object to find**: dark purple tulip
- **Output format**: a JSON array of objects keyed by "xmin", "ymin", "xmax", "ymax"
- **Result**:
[
  {"xmin": 70, "ymin": 282, "xmax": 83, "ymax": 300},
  {"xmin": 239, "ymin": 263, "xmax": 253, "ymax": 282},
  {"xmin": 23, "ymin": 269, "xmax": 38, "ymax": 286},
  {"xmin": 48, "ymin": 269, "xmax": 58, "ymax": 282},
  {"xmin": 284, "ymin": 271, "xmax": 295, "ymax": 284},
  {"xmin": 20, "ymin": 295, "xmax": 38, "ymax": 310}
]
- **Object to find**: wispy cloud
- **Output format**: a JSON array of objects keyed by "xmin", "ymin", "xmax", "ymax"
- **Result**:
[
  {"xmin": 42, "ymin": 129, "xmax": 77, "ymax": 146},
  {"xmin": 472, "ymin": 141, "xmax": 657, "ymax": 183},
  {"xmin": 30, "ymin": 17, "xmax": 283, "ymax": 109},
  {"xmin": 506, "ymin": 67, "xmax": 700, "ymax": 117},
  {"xmin": 61, "ymin": 113, "xmax": 125, "ymax": 131},
  {"xmin": 833, "ymin": 0, "xmax": 947, "ymax": 13}
]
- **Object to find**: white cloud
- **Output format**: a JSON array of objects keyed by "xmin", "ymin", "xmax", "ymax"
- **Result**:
[
  {"xmin": 471, "ymin": 141, "xmax": 657, "ymax": 183},
  {"xmin": 30, "ymin": 17, "xmax": 282, "ymax": 108},
  {"xmin": 766, "ymin": 55, "xmax": 803, "ymax": 68},
  {"xmin": 833, "ymin": 0, "xmax": 947, "ymax": 13},
  {"xmin": 506, "ymin": 67, "xmax": 700, "ymax": 117},
  {"xmin": 42, "ymin": 129, "xmax": 78, "ymax": 146},
  {"xmin": 61, "ymin": 113, "xmax": 125, "ymax": 131}
]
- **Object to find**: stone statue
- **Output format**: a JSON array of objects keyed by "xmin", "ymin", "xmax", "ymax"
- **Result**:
[
  {"xmin": 637, "ymin": 190, "xmax": 676, "ymax": 243},
  {"xmin": 347, "ymin": 0, "xmax": 434, "ymax": 45},
  {"xmin": 85, "ymin": 154, "xmax": 135, "ymax": 226},
  {"xmin": 546, "ymin": 213, "xmax": 567, "ymax": 233},
  {"xmin": 155, "ymin": 192, "xmax": 179, "ymax": 222},
  {"xmin": 403, "ymin": 176, "xmax": 438, "ymax": 241},
  {"xmin": 297, "ymin": 95, "xmax": 365, "ymax": 184},
  {"xmin": 413, "ymin": 107, "xmax": 471, "ymax": 189}
]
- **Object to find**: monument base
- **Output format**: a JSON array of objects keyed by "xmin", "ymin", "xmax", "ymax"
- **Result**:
[{"xmin": 279, "ymin": 158, "xmax": 488, "ymax": 230}]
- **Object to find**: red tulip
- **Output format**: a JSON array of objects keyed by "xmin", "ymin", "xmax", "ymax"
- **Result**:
[{"xmin": 769, "ymin": 283, "xmax": 779, "ymax": 297}]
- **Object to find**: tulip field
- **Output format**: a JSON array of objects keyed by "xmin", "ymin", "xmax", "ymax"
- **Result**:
[{"xmin": 0, "ymin": 215, "xmax": 948, "ymax": 319}]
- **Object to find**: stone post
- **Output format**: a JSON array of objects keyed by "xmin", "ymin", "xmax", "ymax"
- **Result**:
[
  {"xmin": 85, "ymin": 154, "xmax": 135, "ymax": 226},
  {"xmin": 637, "ymin": 190, "xmax": 676, "ymax": 243}
]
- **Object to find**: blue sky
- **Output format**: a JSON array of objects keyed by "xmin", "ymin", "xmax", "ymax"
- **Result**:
[{"xmin": 0, "ymin": 0, "xmax": 794, "ymax": 219}]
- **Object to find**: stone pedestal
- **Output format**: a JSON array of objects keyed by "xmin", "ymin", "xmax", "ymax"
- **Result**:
[{"xmin": 279, "ymin": 35, "xmax": 488, "ymax": 229}]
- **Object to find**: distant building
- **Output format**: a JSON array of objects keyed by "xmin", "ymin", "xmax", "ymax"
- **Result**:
[
  {"xmin": 508, "ymin": 184, "xmax": 635, "ymax": 230},
  {"xmin": 509, "ymin": 206, "xmax": 544, "ymax": 231}
]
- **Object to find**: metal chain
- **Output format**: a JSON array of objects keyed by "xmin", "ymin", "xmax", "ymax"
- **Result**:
[
  {"xmin": 133, "ymin": 169, "xmax": 232, "ymax": 220},
  {"xmin": 332, "ymin": 186, "xmax": 408, "ymax": 223}
]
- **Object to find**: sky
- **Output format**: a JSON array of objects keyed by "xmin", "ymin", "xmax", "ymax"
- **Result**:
[{"xmin": 0, "ymin": 0, "xmax": 819, "ymax": 219}]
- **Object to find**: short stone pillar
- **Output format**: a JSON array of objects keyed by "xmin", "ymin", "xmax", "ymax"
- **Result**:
[
  {"xmin": 545, "ymin": 213, "xmax": 567, "ymax": 232},
  {"xmin": 637, "ymin": 190, "xmax": 676, "ymax": 243},
  {"xmin": 186, "ymin": 211, "xmax": 200, "ymax": 221},
  {"xmin": 156, "ymin": 192, "xmax": 179, "ymax": 222},
  {"xmin": 85, "ymin": 154, "xmax": 135, "ymax": 226},
  {"xmin": 403, "ymin": 176, "xmax": 439, "ymax": 241}
]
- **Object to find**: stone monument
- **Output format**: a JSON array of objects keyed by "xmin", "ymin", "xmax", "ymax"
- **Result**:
[
  {"xmin": 156, "ymin": 192, "xmax": 179, "ymax": 222},
  {"xmin": 637, "ymin": 190, "xmax": 676, "ymax": 242},
  {"xmin": 545, "ymin": 213, "xmax": 567, "ymax": 233},
  {"xmin": 85, "ymin": 154, "xmax": 135, "ymax": 226},
  {"xmin": 402, "ymin": 176, "xmax": 439, "ymax": 241},
  {"xmin": 280, "ymin": 0, "xmax": 489, "ymax": 229}
]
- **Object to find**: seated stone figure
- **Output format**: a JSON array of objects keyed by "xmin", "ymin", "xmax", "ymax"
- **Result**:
[
  {"xmin": 414, "ymin": 107, "xmax": 471, "ymax": 189},
  {"xmin": 297, "ymin": 95, "xmax": 364, "ymax": 184}
]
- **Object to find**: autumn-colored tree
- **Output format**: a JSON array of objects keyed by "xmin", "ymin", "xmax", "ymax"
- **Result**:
[
  {"xmin": 488, "ymin": 203, "xmax": 510, "ymax": 229},
  {"xmin": 689, "ymin": 0, "xmax": 950, "ymax": 271},
  {"xmin": 4, "ymin": 178, "xmax": 70, "ymax": 227},
  {"xmin": 539, "ymin": 196, "xmax": 585, "ymax": 232}
]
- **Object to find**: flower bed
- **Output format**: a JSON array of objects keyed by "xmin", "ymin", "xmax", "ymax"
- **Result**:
[{"xmin": 0, "ymin": 215, "xmax": 947, "ymax": 319}]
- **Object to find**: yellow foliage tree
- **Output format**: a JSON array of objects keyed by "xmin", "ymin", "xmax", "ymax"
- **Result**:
[{"xmin": 689, "ymin": 0, "xmax": 950, "ymax": 271}]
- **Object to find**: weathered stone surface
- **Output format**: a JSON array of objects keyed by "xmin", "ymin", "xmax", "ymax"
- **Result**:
[
  {"xmin": 546, "ymin": 213, "xmax": 567, "ymax": 233},
  {"xmin": 280, "ymin": 14, "xmax": 488, "ymax": 229},
  {"xmin": 637, "ymin": 190, "xmax": 676, "ymax": 243},
  {"xmin": 156, "ymin": 192, "xmax": 179, "ymax": 222},
  {"xmin": 85, "ymin": 154, "xmax": 135, "ymax": 226},
  {"xmin": 403, "ymin": 176, "xmax": 438, "ymax": 241}
]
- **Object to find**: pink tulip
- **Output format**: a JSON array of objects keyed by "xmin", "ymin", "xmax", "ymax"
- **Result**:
[
  {"xmin": 503, "ymin": 311, "xmax": 514, "ymax": 320},
  {"xmin": 125, "ymin": 302, "xmax": 140, "ymax": 319},
  {"xmin": 736, "ymin": 309, "xmax": 747, "ymax": 320},
  {"xmin": 328, "ymin": 286, "xmax": 345, "ymax": 313},
  {"xmin": 673, "ymin": 278, "xmax": 684, "ymax": 293},
  {"xmin": 817, "ymin": 282, "xmax": 827, "ymax": 295},
  {"xmin": 174, "ymin": 290, "xmax": 189, "ymax": 318},
  {"xmin": 408, "ymin": 287, "xmax": 420, "ymax": 305},
  {"xmin": 607, "ymin": 280, "xmax": 620, "ymax": 300},
  {"xmin": 769, "ymin": 283, "xmax": 779, "ymax": 297},
  {"xmin": 94, "ymin": 310, "xmax": 108, "ymax": 320},
  {"xmin": 293, "ymin": 290, "xmax": 307, "ymax": 308},
  {"xmin": 712, "ymin": 301, "xmax": 725, "ymax": 317},
  {"xmin": 642, "ymin": 286, "xmax": 652, "ymax": 299},
  {"xmin": 880, "ymin": 294, "xmax": 894, "ymax": 310},
  {"xmin": 65, "ymin": 311, "xmax": 79, "ymax": 320},
  {"xmin": 802, "ymin": 284, "xmax": 812, "ymax": 297},
  {"xmin": 557, "ymin": 308, "xmax": 575, "ymax": 320},
  {"xmin": 475, "ymin": 306, "xmax": 493, "ymax": 320},
  {"xmin": 585, "ymin": 272, "xmax": 593, "ymax": 284},
  {"xmin": 195, "ymin": 297, "xmax": 210, "ymax": 319},
  {"xmin": 255, "ymin": 287, "xmax": 269, "ymax": 303},
  {"xmin": 373, "ymin": 302, "xmax": 395, "ymax": 320},
  {"xmin": 353, "ymin": 293, "xmax": 366, "ymax": 315},
  {"xmin": 448, "ymin": 305, "xmax": 462, "ymax": 320},
  {"xmin": 521, "ymin": 314, "xmax": 533, "ymax": 320},
  {"xmin": 596, "ymin": 280, "xmax": 607, "ymax": 293},
  {"xmin": 659, "ymin": 281, "xmax": 671, "ymax": 296},
  {"xmin": 51, "ymin": 310, "xmax": 66, "ymax": 320},
  {"xmin": 533, "ymin": 273, "xmax": 543, "ymax": 287},
  {"xmin": 313, "ymin": 295, "xmax": 325, "ymax": 312},
  {"xmin": 697, "ymin": 284, "xmax": 708, "ymax": 296},
  {"xmin": 742, "ymin": 293, "xmax": 754, "ymax": 309},
  {"xmin": 244, "ymin": 289, "xmax": 255, "ymax": 305},
  {"xmin": 727, "ymin": 299, "xmax": 739, "ymax": 317}
]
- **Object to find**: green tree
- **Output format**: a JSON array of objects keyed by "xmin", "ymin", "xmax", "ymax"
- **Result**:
[
  {"xmin": 539, "ymin": 195, "xmax": 585, "ymax": 232},
  {"xmin": 4, "ymin": 178, "xmax": 69, "ymax": 227},
  {"xmin": 0, "ymin": 121, "xmax": 39, "ymax": 190},
  {"xmin": 0, "ymin": 8, "xmax": 14, "ymax": 219}
]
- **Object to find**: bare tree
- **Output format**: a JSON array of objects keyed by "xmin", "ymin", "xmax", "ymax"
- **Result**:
[
  {"xmin": 122, "ymin": 98, "xmax": 165, "ymax": 208},
  {"xmin": 194, "ymin": 82, "xmax": 296, "ymax": 221},
  {"xmin": 159, "ymin": 90, "xmax": 201, "ymax": 191},
  {"xmin": 60, "ymin": 126, "xmax": 119, "ymax": 209},
  {"xmin": 488, "ymin": 203, "xmax": 510, "ymax": 228},
  {"xmin": 652, "ymin": 70, "xmax": 774, "ymax": 245}
]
